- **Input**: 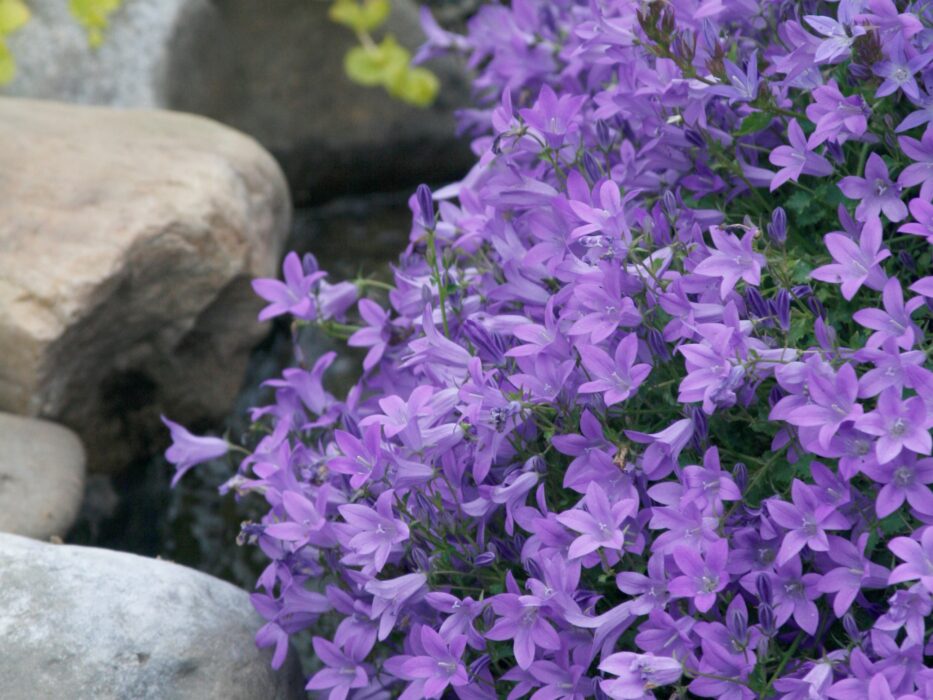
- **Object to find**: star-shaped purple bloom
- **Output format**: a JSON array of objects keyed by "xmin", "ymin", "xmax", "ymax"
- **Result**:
[
  {"xmin": 810, "ymin": 217, "xmax": 890, "ymax": 300},
  {"xmin": 767, "ymin": 479, "xmax": 850, "ymax": 565},
  {"xmin": 769, "ymin": 119, "xmax": 834, "ymax": 191},
  {"xmin": 693, "ymin": 225, "xmax": 767, "ymax": 298},
  {"xmin": 577, "ymin": 333, "xmax": 652, "ymax": 406},
  {"xmin": 162, "ymin": 416, "xmax": 229, "ymax": 487},
  {"xmin": 856, "ymin": 388, "xmax": 933, "ymax": 464},
  {"xmin": 337, "ymin": 490, "xmax": 409, "ymax": 573},
  {"xmin": 252, "ymin": 251, "xmax": 323, "ymax": 321},
  {"xmin": 899, "ymin": 198, "xmax": 933, "ymax": 244},
  {"xmin": 897, "ymin": 125, "xmax": 933, "ymax": 200},
  {"xmin": 838, "ymin": 153, "xmax": 907, "ymax": 222},
  {"xmin": 556, "ymin": 481, "xmax": 637, "ymax": 559},
  {"xmin": 305, "ymin": 637, "xmax": 369, "ymax": 699},
  {"xmin": 668, "ymin": 539, "xmax": 729, "ymax": 612},
  {"xmin": 852, "ymin": 277, "xmax": 924, "ymax": 350},
  {"xmin": 863, "ymin": 454, "xmax": 933, "ymax": 517},
  {"xmin": 888, "ymin": 527, "xmax": 933, "ymax": 594}
]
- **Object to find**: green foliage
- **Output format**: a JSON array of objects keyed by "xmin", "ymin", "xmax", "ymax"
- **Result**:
[
  {"xmin": 68, "ymin": 0, "xmax": 122, "ymax": 48},
  {"xmin": 0, "ymin": 0, "xmax": 123, "ymax": 85},
  {"xmin": 0, "ymin": 0, "xmax": 28, "ymax": 84},
  {"xmin": 330, "ymin": 0, "xmax": 440, "ymax": 108}
]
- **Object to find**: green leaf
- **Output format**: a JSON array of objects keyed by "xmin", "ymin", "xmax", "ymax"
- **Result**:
[
  {"xmin": 0, "ymin": 0, "xmax": 29, "ymax": 35},
  {"xmin": 387, "ymin": 65, "xmax": 439, "ymax": 107},
  {"xmin": 344, "ymin": 34, "xmax": 409, "ymax": 87},
  {"xmin": 68, "ymin": 0, "xmax": 122, "ymax": 47},
  {"xmin": 735, "ymin": 111, "xmax": 773, "ymax": 136},
  {"xmin": 0, "ymin": 39, "xmax": 14, "ymax": 84},
  {"xmin": 329, "ymin": 0, "xmax": 390, "ymax": 33}
]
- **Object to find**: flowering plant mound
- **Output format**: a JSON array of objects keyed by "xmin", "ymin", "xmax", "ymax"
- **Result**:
[{"xmin": 166, "ymin": 0, "xmax": 933, "ymax": 697}]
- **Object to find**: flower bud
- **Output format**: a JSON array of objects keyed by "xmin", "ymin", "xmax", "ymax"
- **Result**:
[
  {"xmin": 583, "ymin": 151, "xmax": 602, "ymax": 182},
  {"xmin": 843, "ymin": 612, "xmax": 861, "ymax": 641},
  {"xmin": 756, "ymin": 573, "xmax": 773, "ymax": 604},
  {"xmin": 758, "ymin": 603, "xmax": 776, "ymax": 636},
  {"xmin": 596, "ymin": 119, "xmax": 612, "ymax": 150},
  {"xmin": 416, "ymin": 183, "xmax": 435, "ymax": 228},
  {"xmin": 772, "ymin": 289, "xmax": 791, "ymax": 331},
  {"xmin": 767, "ymin": 207, "xmax": 787, "ymax": 245},
  {"xmin": 728, "ymin": 607, "xmax": 748, "ymax": 643},
  {"xmin": 733, "ymin": 462, "xmax": 748, "ymax": 493},
  {"xmin": 647, "ymin": 327, "xmax": 671, "ymax": 362}
]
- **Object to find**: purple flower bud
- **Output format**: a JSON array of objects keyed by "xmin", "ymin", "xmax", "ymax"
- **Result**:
[
  {"xmin": 767, "ymin": 207, "xmax": 786, "ymax": 245},
  {"xmin": 583, "ymin": 151, "xmax": 602, "ymax": 182},
  {"xmin": 768, "ymin": 385, "xmax": 784, "ymax": 408},
  {"xmin": 596, "ymin": 119, "xmax": 612, "ymax": 150},
  {"xmin": 647, "ymin": 327, "xmax": 671, "ymax": 362},
  {"xmin": 417, "ymin": 183, "xmax": 435, "ymax": 228},
  {"xmin": 792, "ymin": 284, "xmax": 813, "ymax": 300},
  {"xmin": 825, "ymin": 140, "xmax": 845, "ymax": 165},
  {"xmin": 469, "ymin": 654, "xmax": 491, "ymax": 679},
  {"xmin": 745, "ymin": 287, "xmax": 770, "ymax": 318},
  {"xmin": 756, "ymin": 573, "xmax": 772, "ymax": 604},
  {"xmin": 898, "ymin": 250, "xmax": 917, "ymax": 272},
  {"xmin": 685, "ymin": 128, "xmax": 705, "ymax": 147},
  {"xmin": 727, "ymin": 607, "xmax": 748, "ymax": 643},
  {"xmin": 301, "ymin": 252, "xmax": 320, "ymax": 275},
  {"xmin": 538, "ymin": 5, "xmax": 557, "ymax": 33},
  {"xmin": 410, "ymin": 546, "xmax": 430, "ymax": 572},
  {"xmin": 733, "ymin": 462, "xmax": 748, "ymax": 492},
  {"xmin": 462, "ymin": 319, "xmax": 507, "ymax": 364},
  {"xmin": 842, "ymin": 612, "xmax": 861, "ymax": 641},
  {"xmin": 806, "ymin": 294, "xmax": 826, "ymax": 319},
  {"xmin": 662, "ymin": 190, "xmax": 678, "ymax": 217},
  {"xmin": 772, "ymin": 289, "xmax": 791, "ymax": 331},
  {"xmin": 689, "ymin": 404, "xmax": 709, "ymax": 441},
  {"xmin": 759, "ymin": 603, "xmax": 776, "ymax": 636},
  {"xmin": 474, "ymin": 550, "xmax": 497, "ymax": 567},
  {"xmin": 814, "ymin": 316, "xmax": 837, "ymax": 350},
  {"xmin": 848, "ymin": 62, "xmax": 872, "ymax": 80}
]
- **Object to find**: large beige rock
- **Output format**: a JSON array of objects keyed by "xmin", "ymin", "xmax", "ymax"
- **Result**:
[
  {"xmin": 0, "ymin": 533, "xmax": 306, "ymax": 699},
  {"xmin": 0, "ymin": 97, "xmax": 291, "ymax": 473},
  {"xmin": 0, "ymin": 413, "xmax": 85, "ymax": 540}
]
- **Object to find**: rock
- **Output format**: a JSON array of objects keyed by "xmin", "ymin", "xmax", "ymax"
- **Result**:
[
  {"xmin": 0, "ymin": 97, "xmax": 291, "ymax": 473},
  {"xmin": 0, "ymin": 533, "xmax": 305, "ymax": 699},
  {"xmin": 5, "ymin": 0, "xmax": 474, "ymax": 203},
  {"xmin": 167, "ymin": 0, "xmax": 474, "ymax": 203},
  {"xmin": 0, "ymin": 413, "xmax": 85, "ymax": 540}
]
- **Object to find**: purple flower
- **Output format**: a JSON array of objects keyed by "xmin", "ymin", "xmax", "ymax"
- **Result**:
[
  {"xmin": 805, "ymin": 80, "xmax": 869, "ymax": 147},
  {"xmin": 161, "ymin": 416, "xmax": 229, "ymax": 487},
  {"xmin": 769, "ymin": 119, "xmax": 834, "ymax": 191},
  {"xmin": 785, "ymin": 363, "xmax": 863, "ymax": 450},
  {"xmin": 899, "ymin": 198, "xmax": 933, "ymax": 244},
  {"xmin": 519, "ymin": 84, "xmax": 586, "ymax": 150},
  {"xmin": 336, "ymin": 490, "xmax": 409, "ymax": 573},
  {"xmin": 347, "ymin": 299, "xmax": 391, "ymax": 371},
  {"xmin": 577, "ymin": 334, "xmax": 652, "ymax": 406},
  {"xmin": 897, "ymin": 126, "xmax": 933, "ymax": 200},
  {"xmin": 873, "ymin": 49, "xmax": 930, "ymax": 101},
  {"xmin": 328, "ymin": 424, "xmax": 386, "ymax": 489},
  {"xmin": 804, "ymin": 15, "xmax": 862, "ymax": 63},
  {"xmin": 252, "ymin": 252, "xmax": 322, "ymax": 321},
  {"xmin": 852, "ymin": 278, "xmax": 924, "ymax": 350},
  {"xmin": 810, "ymin": 217, "xmax": 890, "ymax": 300},
  {"xmin": 365, "ymin": 573, "xmax": 426, "ymax": 641},
  {"xmin": 889, "ymin": 527, "xmax": 933, "ymax": 594},
  {"xmin": 693, "ymin": 226, "xmax": 767, "ymax": 298},
  {"xmin": 556, "ymin": 482, "xmax": 637, "ymax": 559},
  {"xmin": 391, "ymin": 626, "xmax": 469, "ymax": 698},
  {"xmin": 305, "ymin": 637, "xmax": 369, "ymax": 699},
  {"xmin": 838, "ymin": 153, "xmax": 907, "ymax": 222},
  {"xmin": 668, "ymin": 539, "xmax": 729, "ymax": 612},
  {"xmin": 767, "ymin": 479, "xmax": 850, "ymax": 565},
  {"xmin": 856, "ymin": 389, "xmax": 933, "ymax": 464},
  {"xmin": 816, "ymin": 534, "xmax": 889, "ymax": 617},
  {"xmin": 486, "ymin": 590, "xmax": 561, "ymax": 669},
  {"xmin": 599, "ymin": 652, "xmax": 682, "ymax": 699}
]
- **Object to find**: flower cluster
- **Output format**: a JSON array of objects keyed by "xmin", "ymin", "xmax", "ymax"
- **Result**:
[{"xmin": 166, "ymin": 1, "xmax": 933, "ymax": 697}]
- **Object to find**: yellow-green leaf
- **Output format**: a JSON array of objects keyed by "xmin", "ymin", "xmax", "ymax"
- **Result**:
[
  {"xmin": 68, "ymin": 0, "xmax": 122, "ymax": 47},
  {"xmin": 387, "ymin": 65, "xmax": 439, "ymax": 107},
  {"xmin": 329, "ymin": 0, "xmax": 390, "ymax": 33},
  {"xmin": 344, "ymin": 34, "xmax": 410, "ymax": 88},
  {"xmin": 0, "ymin": 0, "xmax": 30, "ymax": 35},
  {"xmin": 0, "ymin": 39, "xmax": 14, "ymax": 84}
]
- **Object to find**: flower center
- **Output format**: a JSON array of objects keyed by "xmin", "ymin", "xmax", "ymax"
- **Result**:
[{"xmin": 891, "ymin": 418, "xmax": 907, "ymax": 436}]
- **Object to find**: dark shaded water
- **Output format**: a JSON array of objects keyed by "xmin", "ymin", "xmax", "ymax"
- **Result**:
[{"xmin": 68, "ymin": 192, "xmax": 414, "ymax": 589}]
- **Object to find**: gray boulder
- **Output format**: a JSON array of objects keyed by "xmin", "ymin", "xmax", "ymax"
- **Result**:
[
  {"xmin": 0, "ymin": 96, "xmax": 290, "ymax": 473},
  {"xmin": 5, "ymin": 0, "xmax": 474, "ymax": 203},
  {"xmin": 0, "ymin": 533, "xmax": 305, "ymax": 699},
  {"xmin": 0, "ymin": 413, "xmax": 85, "ymax": 540}
]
